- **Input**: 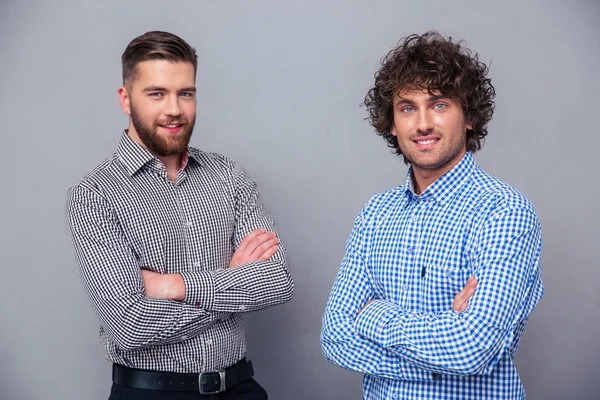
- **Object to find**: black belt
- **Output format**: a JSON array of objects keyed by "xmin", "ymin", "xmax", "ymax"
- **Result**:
[{"xmin": 112, "ymin": 358, "xmax": 254, "ymax": 395}]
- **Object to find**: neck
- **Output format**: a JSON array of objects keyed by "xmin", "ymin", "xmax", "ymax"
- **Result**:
[
  {"xmin": 157, "ymin": 154, "xmax": 182, "ymax": 181},
  {"xmin": 411, "ymin": 169, "xmax": 440, "ymax": 195},
  {"xmin": 410, "ymin": 151, "xmax": 466, "ymax": 195}
]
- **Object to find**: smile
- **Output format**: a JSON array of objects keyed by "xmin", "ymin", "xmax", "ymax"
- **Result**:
[
  {"xmin": 413, "ymin": 137, "xmax": 440, "ymax": 147},
  {"xmin": 415, "ymin": 139, "xmax": 437, "ymax": 145}
]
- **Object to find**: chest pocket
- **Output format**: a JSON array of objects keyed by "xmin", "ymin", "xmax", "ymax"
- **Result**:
[{"xmin": 421, "ymin": 255, "xmax": 471, "ymax": 312}]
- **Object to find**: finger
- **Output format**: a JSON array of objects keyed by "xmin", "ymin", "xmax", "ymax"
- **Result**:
[
  {"xmin": 455, "ymin": 286, "xmax": 476, "ymax": 311},
  {"xmin": 452, "ymin": 284, "xmax": 473, "ymax": 311},
  {"xmin": 245, "ymin": 232, "xmax": 277, "ymax": 255},
  {"xmin": 467, "ymin": 276, "xmax": 478, "ymax": 288},
  {"xmin": 453, "ymin": 292, "xmax": 466, "ymax": 311},
  {"xmin": 258, "ymin": 244, "xmax": 278, "ymax": 261},
  {"xmin": 236, "ymin": 228, "xmax": 267, "ymax": 252},
  {"xmin": 249, "ymin": 236, "xmax": 280, "ymax": 259},
  {"xmin": 454, "ymin": 283, "xmax": 471, "ymax": 303}
]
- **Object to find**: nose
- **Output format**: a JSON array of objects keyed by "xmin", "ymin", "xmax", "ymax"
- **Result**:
[
  {"xmin": 416, "ymin": 109, "xmax": 434, "ymax": 134},
  {"xmin": 164, "ymin": 94, "xmax": 182, "ymax": 117}
]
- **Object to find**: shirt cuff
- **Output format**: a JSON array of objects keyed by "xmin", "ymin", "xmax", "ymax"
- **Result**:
[
  {"xmin": 180, "ymin": 271, "xmax": 215, "ymax": 310},
  {"xmin": 355, "ymin": 299, "xmax": 399, "ymax": 345}
]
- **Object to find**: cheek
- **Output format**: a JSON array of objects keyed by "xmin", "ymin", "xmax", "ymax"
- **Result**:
[
  {"xmin": 391, "ymin": 121, "xmax": 411, "ymax": 139},
  {"xmin": 182, "ymin": 100, "xmax": 196, "ymax": 113}
]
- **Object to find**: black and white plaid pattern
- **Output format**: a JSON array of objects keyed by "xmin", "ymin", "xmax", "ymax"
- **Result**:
[{"xmin": 66, "ymin": 132, "xmax": 293, "ymax": 373}]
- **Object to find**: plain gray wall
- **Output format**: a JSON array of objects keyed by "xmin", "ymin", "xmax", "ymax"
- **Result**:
[{"xmin": 0, "ymin": 0, "xmax": 598, "ymax": 399}]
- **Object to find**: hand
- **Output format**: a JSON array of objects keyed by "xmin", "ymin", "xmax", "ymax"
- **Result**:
[
  {"xmin": 229, "ymin": 228, "xmax": 280, "ymax": 268},
  {"xmin": 452, "ymin": 275, "xmax": 478, "ymax": 312},
  {"xmin": 141, "ymin": 270, "xmax": 185, "ymax": 301}
]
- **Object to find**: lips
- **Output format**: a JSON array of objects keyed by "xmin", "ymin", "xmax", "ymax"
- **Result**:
[{"xmin": 159, "ymin": 123, "xmax": 184, "ymax": 134}]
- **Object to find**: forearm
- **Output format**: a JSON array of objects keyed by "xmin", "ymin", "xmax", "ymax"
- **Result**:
[
  {"xmin": 182, "ymin": 257, "xmax": 293, "ymax": 313},
  {"xmin": 355, "ymin": 301, "xmax": 507, "ymax": 376},
  {"xmin": 90, "ymin": 289, "xmax": 229, "ymax": 351},
  {"xmin": 321, "ymin": 309, "xmax": 435, "ymax": 381}
]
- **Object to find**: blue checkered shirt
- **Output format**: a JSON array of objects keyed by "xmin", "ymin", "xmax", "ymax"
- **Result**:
[{"xmin": 321, "ymin": 152, "xmax": 543, "ymax": 400}]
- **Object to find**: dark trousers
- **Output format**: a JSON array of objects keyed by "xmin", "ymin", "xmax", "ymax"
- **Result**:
[{"xmin": 108, "ymin": 379, "xmax": 268, "ymax": 400}]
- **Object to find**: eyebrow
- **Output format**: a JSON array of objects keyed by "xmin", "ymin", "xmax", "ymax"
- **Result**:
[
  {"xmin": 142, "ymin": 86, "xmax": 197, "ymax": 93},
  {"xmin": 395, "ymin": 94, "xmax": 450, "ymax": 106}
]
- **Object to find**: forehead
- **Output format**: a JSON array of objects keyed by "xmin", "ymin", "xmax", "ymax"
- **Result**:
[
  {"xmin": 131, "ymin": 60, "xmax": 195, "ymax": 88},
  {"xmin": 395, "ymin": 88, "xmax": 441, "ymax": 101}
]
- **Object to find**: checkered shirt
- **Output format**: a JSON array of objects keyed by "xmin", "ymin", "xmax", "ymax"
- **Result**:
[
  {"xmin": 321, "ymin": 152, "xmax": 543, "ymax": 400},
  {"xmin": 66, "ymin": 132, "xmax": 293, "ymax": 373}
]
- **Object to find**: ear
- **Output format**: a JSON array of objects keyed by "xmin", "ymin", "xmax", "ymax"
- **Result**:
[
  {"xmin": 465, "ymin": 119, "xmax": 473, "ymax": 131},
  {"xmin": 390, "ymin": 124, "xmax": 397, "ymax": 137},
  {"xmin": 118, "ymin": 86, "xmax": 131, "ymax": 115}
]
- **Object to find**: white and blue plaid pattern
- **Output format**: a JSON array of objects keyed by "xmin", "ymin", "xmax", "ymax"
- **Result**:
[{"xmin": 321, "ymin": 153, "xmax": 543, "ymax": 400}]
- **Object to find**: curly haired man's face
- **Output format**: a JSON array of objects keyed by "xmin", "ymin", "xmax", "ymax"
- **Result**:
[{"xmin": 391, "ymin": 89, "xmax": 472, "ymax": 185}]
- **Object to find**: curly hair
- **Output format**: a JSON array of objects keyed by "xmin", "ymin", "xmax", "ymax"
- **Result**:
[{"xmin": 363, "ymin": 31, "xmax": 496, "ymax": 159}]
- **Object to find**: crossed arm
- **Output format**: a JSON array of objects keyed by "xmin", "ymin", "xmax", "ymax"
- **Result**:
[{"xmin": 142, "ymin": 228, "xmax": 281, "ymax": 300}]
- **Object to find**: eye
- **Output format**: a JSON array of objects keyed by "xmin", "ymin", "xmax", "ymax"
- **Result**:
[
  {"xmin": 148, "ymin": 92, "xmax": 163, "ymax": 98},
  {"xmin": 433, "ymin": 103, "xmax": 447, "ymax": 110},
  {"xmin": 401, "ymin": 106, "xmax": 415, "ymax": 113},
  {"xmin": 179, "ymin": 92, "xmax": 194, "ymax": 98}
]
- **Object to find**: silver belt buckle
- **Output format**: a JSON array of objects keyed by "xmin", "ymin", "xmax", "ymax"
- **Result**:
[{"xmin": 198, "ymin": 369, "xmax": 226, "ymax": 395}]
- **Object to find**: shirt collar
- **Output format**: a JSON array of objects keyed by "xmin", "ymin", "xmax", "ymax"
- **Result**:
[
  {"xmin": 402, "ymin": 152, "xmax": 475, "ymax": 207},
  {"xmin": 117, "ymin": 130, "xmax": 198, "ymax": 176}
]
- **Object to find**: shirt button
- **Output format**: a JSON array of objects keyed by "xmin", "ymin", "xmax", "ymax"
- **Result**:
[
  {"xmin": 412, "ymin": 214, "xmax": 419, "ymax": 222},
  {"xmin": 240, "ymin": 305, "xmax": 246, "ymax": 311},
  {"xmin": 181, "ymin": 335, "xmax": 188, "ymax": 340},
  {"xmin": 407, "ymin": 247, "xmax": 413, "ymax": 254},
  {"xmin": 193, "ymin": 261, "xmax": 201, "ymax": 268},
  {"xmin": 402, "ymin": 285, "xmax": 409, "ymax": 291},
  {"xmin": 186, "ymin": 221, "xmax": 193, "ymax": 227},
  {"xmin": 206, "ymin": 339, "xmax": 213, "ymax": 345}
]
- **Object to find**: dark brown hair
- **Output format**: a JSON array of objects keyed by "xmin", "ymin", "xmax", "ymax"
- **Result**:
[
  {"xmin": 121, "ymin": 31, "xmax": 198, "ymax": 87},
  {"xmin": 363, "ymin": 31, "xmax": 495, "ymax": 159}
]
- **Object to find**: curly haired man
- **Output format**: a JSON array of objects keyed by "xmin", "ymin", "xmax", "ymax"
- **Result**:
[{"xmin": 321, "ymin": 31, "xmax": 543, "ymax": 400}]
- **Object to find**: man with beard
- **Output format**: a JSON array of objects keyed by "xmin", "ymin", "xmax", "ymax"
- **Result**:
[
  {"xmin": 321, "ymin": 31, "xmax": 544, "ymax": 399},
  {"xmin": 66, "ymin": 31, "xmax": 293, "ymax": 400}
]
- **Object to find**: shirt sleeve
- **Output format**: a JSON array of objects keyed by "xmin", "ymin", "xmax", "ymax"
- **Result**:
[
  {"xmin": 321, "ymin": 209, "xmax": 436, "ymax": 382},
  {"xmin": 354, "ymin": 206, "xmax": 544, "ymax": 376},
  {"xmin": 66, "ymin": 184, "xmax": 229, "ymax": 352},
  {"xmin": 181, "ymin": 160, "xmax": 294, "ymax": 313}
]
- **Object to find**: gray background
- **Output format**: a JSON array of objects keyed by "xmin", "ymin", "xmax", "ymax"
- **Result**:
[{"xmin": 0, "ymin": 0, "xmax": 598, "ymax": 399}]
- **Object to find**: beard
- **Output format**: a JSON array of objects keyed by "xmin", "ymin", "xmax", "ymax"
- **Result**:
[{"xmin": 130, "ymin": 104, "xmax": 195, "ymax": 157}]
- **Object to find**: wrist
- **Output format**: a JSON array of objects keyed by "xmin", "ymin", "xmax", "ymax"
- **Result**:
[{"xmin": 170, "ymin": 273, "xmax": 185, "ymax": 300}]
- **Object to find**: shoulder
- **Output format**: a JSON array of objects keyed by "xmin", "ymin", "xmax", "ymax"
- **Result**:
[
  {"xmin": 469, "ymin": 167, "xmax": 540, "ymax": 234},
  {"xmin": 67, "ymin": 154, "xmax": 121, "ymax": 199},
  {"xmin": 471, "ymin": 166, "xmax": 536, "ymax": 214}
]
